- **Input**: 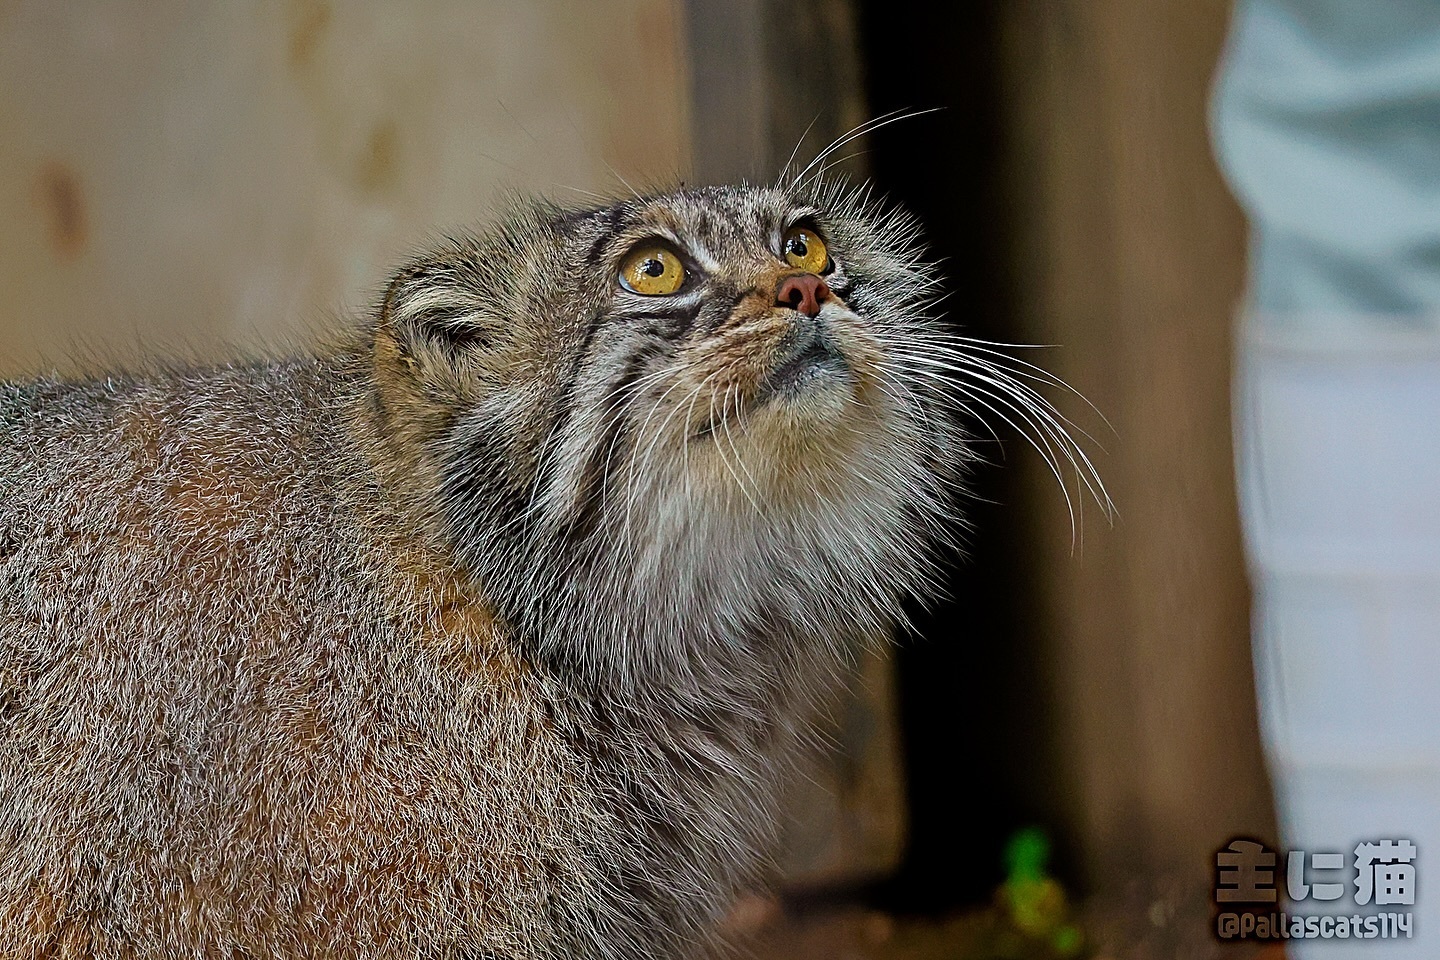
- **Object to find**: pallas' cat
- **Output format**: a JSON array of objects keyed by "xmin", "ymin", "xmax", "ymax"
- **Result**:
[{"xmin": 0, "ymin": 175, "xmax": 1103, "ymax": 959}]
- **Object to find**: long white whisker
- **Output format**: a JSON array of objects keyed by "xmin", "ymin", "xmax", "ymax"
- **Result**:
[
  {"xmin": 719, "ymin": 384, "xmax": 762, "ymax": 497},
  {"xmin": 933, "ymin": 336, "xmax": 1115, "ymax": 432},
  {"xmin": 708, "ymin": 384, "xmax": 762, "ymax": 513},
  {"xmin": 780, "ymin": 112, "xmax": 824, "ymax": 184},
  {"xmin": 932, "ymin": 359, "xmax": 1114, "ymax": 516},
  {"xmin": 955, "ymin": 366, "xmax": 1113, "ymax": 522},
  {"xmin": 793, "ymin": 108, "xmax": 942, "ymax": 185},
  {"xmin": 896, "ymin": 350, "xmax": 1108, "ymax": 453},
  {"xmin": 942, "ymin": 380, "xmax": 1080, "ymax": 539},
  {"xmin": 890, "ymin": 353, "xmax": 1114, "ymax": 539}
]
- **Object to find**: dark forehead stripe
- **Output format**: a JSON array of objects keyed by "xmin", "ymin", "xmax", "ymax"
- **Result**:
[
  {"xmin": 683, "ymin": 190, "xmax": 787, "ymax": 249},
  {"xmin": 580, "ymin": 206, "xmax": 627, "ymax": 266},
  {"xmin": 691, "ymin": 206, "xmax": 745, "ymax": 252},
  {"xmin": 754, "ymin": 205, "xmax": 775, "ymax": 236}
]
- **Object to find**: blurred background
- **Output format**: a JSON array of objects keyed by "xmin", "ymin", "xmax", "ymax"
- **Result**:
[{"xmin": 0, "ymin": 1, "xmax": 1283, "ymax": 957}]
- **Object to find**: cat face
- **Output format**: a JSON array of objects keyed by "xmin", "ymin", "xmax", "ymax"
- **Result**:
[
  {"xmin": 379, "ymin": 181, "xmax": 950, "ymax": 515},
  {"xmin": 372, "ymin": 180, "xmax": 973, "ymax": 676},
  {"xmin": 545, "ymin": 184, "xmax": 942, "ymax": 515},
  {"xmin": 579, "ymin": 187, "xmax": 870, "ymax": 435}
]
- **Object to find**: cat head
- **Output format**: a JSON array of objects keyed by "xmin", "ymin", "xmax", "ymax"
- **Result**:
[{"xmin": 371, "ymin": 179, "xmax": 978, "ymax": 683}]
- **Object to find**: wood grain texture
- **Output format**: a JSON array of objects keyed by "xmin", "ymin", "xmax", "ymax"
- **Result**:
[
  {"xmin": 993, "ymin": 0, "xmax": 1275, "ymax": 889},
  {"xmin": 0, "ymin": 0, "xmax": 691, "ymax": 376},
  {"xmin": 682, "ymin": 0, "xmax": 907, "ymax": 889}
]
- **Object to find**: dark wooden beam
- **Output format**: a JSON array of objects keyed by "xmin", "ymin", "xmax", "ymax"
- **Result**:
[{"xmin": 680, "ymin": 0, "xmax": 906, "ymax": 891}]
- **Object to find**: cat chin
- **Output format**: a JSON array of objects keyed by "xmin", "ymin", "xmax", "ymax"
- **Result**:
[{"xmin": 676, "ymin": 416, "xmax": 905, "ymax": 522}]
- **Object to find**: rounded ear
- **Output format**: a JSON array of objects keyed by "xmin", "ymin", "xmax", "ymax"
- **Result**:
[
  {"xmin": 378, "ymin": 255, "xmax": 496, "ymax": 361},
  {"xmin": 372, "ymin": 251, "xmax": 505, "ymax": 407}
]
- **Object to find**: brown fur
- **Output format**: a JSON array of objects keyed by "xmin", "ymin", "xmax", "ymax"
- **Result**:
[{"xmin": 0, "ymin": 181, "xmax": 997, "ymax": 958}]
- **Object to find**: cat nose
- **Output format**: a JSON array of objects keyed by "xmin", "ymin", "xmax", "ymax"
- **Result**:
[{"xmin": 775, "ymin": 273, "xmax": 831, "ymax": 317}]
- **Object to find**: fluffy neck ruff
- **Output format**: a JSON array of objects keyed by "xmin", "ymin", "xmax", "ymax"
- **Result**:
[{"xmin": 414, "ymin": 366, "xmax": 958, "ymax": 698}]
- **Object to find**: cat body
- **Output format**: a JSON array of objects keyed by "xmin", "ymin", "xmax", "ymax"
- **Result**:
[{"xmin": 0, "ymin": 182, "xmax": 967, "ymax": 958}]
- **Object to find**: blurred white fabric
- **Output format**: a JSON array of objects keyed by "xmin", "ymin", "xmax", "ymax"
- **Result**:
[
  {"xmin": 1215, "ymin": 1, "xmax": 1440, "ymax": 954},
  {"xmin": 1236, "ymin": 323, "xmax": 1439, "ymax": 955}
]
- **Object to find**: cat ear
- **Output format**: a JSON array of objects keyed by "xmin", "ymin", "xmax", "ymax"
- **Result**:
[{"xmin": 378, "ymin": 258, "xmax": 494, "ymax": 360}]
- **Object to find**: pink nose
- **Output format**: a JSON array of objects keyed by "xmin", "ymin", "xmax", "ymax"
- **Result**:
[{"xmin": 775, "ymin": 273, "xmax": 832, "ymax": 317}]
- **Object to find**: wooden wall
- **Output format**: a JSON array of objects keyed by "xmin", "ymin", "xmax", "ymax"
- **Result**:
[
  {"xmin": 993, "ymin": 0, "xmax": 1276, "ymax": 899},
  {"xmin": 0, "ymin": 0, "xmax": 690, "ymax": 376}
]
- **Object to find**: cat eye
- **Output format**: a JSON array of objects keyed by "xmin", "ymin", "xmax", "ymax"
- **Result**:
[
  {"xmin": 618, "ymin": 243, "xmax": 686, "ymax": 296},
  {"xmin": 781, "ymin": 226, "xmax": 829, "ymax": 275}
]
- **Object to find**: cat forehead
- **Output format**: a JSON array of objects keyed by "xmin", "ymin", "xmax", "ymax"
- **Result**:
[{"xmin": 563, "ymin": 185, "xmax": 814, "ymax": 260}]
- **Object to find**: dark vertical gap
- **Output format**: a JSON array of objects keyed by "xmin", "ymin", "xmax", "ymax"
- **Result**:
[{"xmin": 852, "ymin": 1, "xmax": 1075, "ymax": 915}]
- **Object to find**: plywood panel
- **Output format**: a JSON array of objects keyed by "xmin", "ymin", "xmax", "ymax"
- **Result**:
[{"xmin": 0, "ymin": 0, "xmax": 691, "ymax": 375}]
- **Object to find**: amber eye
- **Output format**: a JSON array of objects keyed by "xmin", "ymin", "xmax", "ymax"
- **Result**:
[
  {"xmin": 619, "ymin": 243, "xmax": 685, "ymax": 296},
  {"xmin": 782, "ymin": 225, "xmax": 829, "ymax": 274}
]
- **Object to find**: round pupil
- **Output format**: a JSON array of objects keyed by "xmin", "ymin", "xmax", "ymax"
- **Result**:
[
  {"xmin": 642, "ymin": 258, "xmax": 665, "ymax": 277},
  {"xmin": 787, "ymin": 236, "xmax": 809, "ymax": 257}
]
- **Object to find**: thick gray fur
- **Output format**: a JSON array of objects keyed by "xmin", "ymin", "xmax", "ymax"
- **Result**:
[{"xmin": 0, "ymin": 180, "xmax": 968, "ymax": 959}]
